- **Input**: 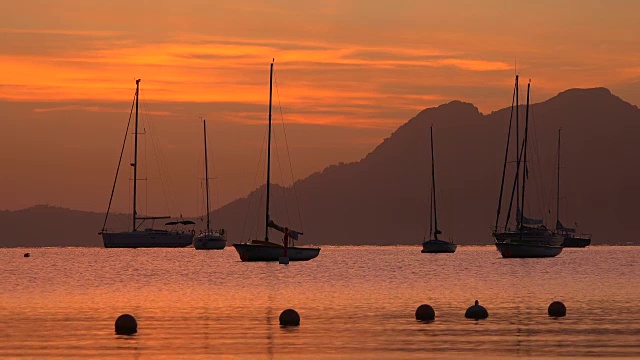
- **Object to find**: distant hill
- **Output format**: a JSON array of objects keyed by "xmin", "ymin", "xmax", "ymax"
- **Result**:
[
  {"xmin": 0, "ymin": 205, "xmax": 117, "ymax": 247},
  {"xmin": 2, "ymin": 87, "xmax": 639, "ymax": 247}
]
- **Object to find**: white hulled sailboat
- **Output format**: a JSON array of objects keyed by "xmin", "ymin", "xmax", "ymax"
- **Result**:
[
  {"xmin": 99, "ymin": 79, "xmax": 194, "ymax": 248},
  {"xmin": 193, "ymin": 119, "xmax": 227, "ymax": 250}
]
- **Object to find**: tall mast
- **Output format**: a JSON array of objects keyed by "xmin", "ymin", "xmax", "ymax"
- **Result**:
[
  {"xmin": 430, "ymin": 125, "xmax": 439, "ymax": 240},
  {"xmin": 556, "ymin": 128, "xmax": 561, "ymax": 229},
  {"xmin": 428, "ymin": 174, "xmax": 433, "ymax": 240},
  {"xmin": 132, "ymin": 79, "xmax": 141, "ymax": 231},
  {"xmin": 515, "ymin": 75, "xmax": 520, "ymax": 223},
  {"xmin": 520, "ymin": 81, "xmax": 531, "ymax": 239},
  {"xmin": 204, "ymin": 119, "xmax": 211, "ymax": 233},
  {"xmin": 265, "ymin": 60, "xmax": 274, "ymax": 241},
  {"xmin": 495, "ymin": 75, "xmax": 517, "ymax": 230}
]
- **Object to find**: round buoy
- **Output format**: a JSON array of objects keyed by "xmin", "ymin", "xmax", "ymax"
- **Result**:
[
  {"xmin": 279, "ymin": 309, "xmax": 300, "ymax": 326},
  {"xmin": 548, "ymin": 301, "xmax": 566, "ymax": 317},
  {"xmin": 23, "ymin": 253, "xmax": 30, "ymax": 258},
  {"xmin": 115, "ymin": 314, "xmax": 137, "ymax": 335},
  {"xmin": 415, "ymin": 304, "xmax": 435, "ymax": 321},
  {"xmin": 465, "ymin": 300, "xmax": 489, "ymax": 320}
]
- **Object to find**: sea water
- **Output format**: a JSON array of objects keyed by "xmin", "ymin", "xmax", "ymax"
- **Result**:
[{"xmin": 1, "ymin": 246, "xmax": 639, "ymax": 359}]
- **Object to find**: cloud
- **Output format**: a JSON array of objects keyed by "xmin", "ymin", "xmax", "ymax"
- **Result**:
[
  {"xmin": 0, "ymin": 30, "xmax": 514, "ymax": 129},
  {"xmin": 0, "ymin": 27, "xmax": 121, "ymax": 37},
  {"xmin": 1, "ymin": 7, "xmax": 638, "ymax": 130}
]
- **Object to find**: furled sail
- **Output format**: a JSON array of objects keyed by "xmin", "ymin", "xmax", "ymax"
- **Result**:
[
  {"xmin": 516, "ymin": 208, "xmax": 543, "ymax": 225},
  {"xmin": 165, "ymin": 220, "xmax": 195, "ymax": 226},
  {"xmin": 556, "ymin": 220, "xmax": 576, "ymax": 233},
  {"xmin": 268, "ymin": 219, "xmax": 302, "ymax": 240}
]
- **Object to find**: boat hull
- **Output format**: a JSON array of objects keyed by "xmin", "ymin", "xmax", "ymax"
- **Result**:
[
  {"xmin": 561, "ymin": 236, "xmax": 591, "ymax": 248},
  {"xmin": 421, "ymin": 240, "xmax": 457, "ymax": 253},
  {"xmin": 102, "ymin": 230, "xmax": 194, "ymax": 248},
  {"xmin": 193, "ymin": 233, "xmax": 226, "ymax": 250},
  {"xmin": 494, "ymin": 231, "xmax": 564, "ymax": 247},
  {"xmin": 495, "ymin": 242, "xmax": 563, "ymax": 258},
  {"xmin": 232, "ymin": 243, "xmax": 320, "ymax": 262}
]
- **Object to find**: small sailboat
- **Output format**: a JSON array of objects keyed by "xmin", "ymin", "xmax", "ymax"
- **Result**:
[
  {"xmin": 193, "ymin": 119, "xmax": 227, "ymax": 250},
  {"xmin": 422, "ymin": 126, "xmax": 457, "ymax": 253},
  {"xmin": 232, "ymin": 60, "xmax": 320, "ymax": 262},
  {"xmin": 555, "ymin": 129, "xmax": 591, "ymax": 248},
  {"xmin": 557, "ymin": 223, "xmax": 591, "ymax": 248},
  {"xmin": 99, "ymin": 79, "xmax": 194, "ymax": 248},
  {"xmin": 492, "ymin": 76, "xmax": 562, "ymax": 258}
]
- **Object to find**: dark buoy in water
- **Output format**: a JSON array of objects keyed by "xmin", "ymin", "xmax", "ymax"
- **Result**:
[
  {"xmin": 465, "ymin": 300, "xmax": 489, "ymax": 320},
  {"xmin": 23, "ymin": 253, "xmax": 30, "ymax": 258},
  {"xmin": 548, "ymin": 301, "xmax": 566, "ymax": 317},
  {"xmin": 415, "ymin": 304, "xmax": 435, "ymax": 321},
  {"xmin": 279, "ymin": 309, "xmax": 300, "ymax": 326},
  {"xmin": 115, "ymin": 314, "xmax": 137, "ymax": 335}
]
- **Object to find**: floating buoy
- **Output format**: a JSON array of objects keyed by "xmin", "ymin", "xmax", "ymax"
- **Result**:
[
  {"xmin": 115, "ymin": 314, "xmax": 137, "ymax": 335},
  {"xmin": 548, "ymin": 301, "xmax": 566, "ymax": 317},
  {"xmin": 415, "ymin": 304, "xmax": 435, "ymax": 321},
  {"xmin": 23, "ymin": 253, "xmax": 30, "ymax": 258},
  {"xmin": 279, "ymin": 309, "xmax": 300, "ymax": 326},
  {"xmin": 279, "ymin": 256, "xmax": 290, "ymax": 265},
  {"xmin": 465, "ymin": 300, "xmax": 489, "ymax": 320}
]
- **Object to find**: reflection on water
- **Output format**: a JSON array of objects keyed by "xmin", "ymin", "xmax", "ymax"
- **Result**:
[{"xmin": 1, "ymin": 246, "xmax": 639, "ymax": 358}]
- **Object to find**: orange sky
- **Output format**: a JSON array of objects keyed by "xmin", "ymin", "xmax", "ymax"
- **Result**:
[{"xmin": 1, "ymin": 0, "xmax": 639, "ymax": 216}]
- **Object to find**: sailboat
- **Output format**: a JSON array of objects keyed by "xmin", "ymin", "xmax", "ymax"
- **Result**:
[
  {"xmin": 421, "ymin": 126, "xmax": 457, "ymax": 253},
  {"xmin": 232, "ymin": 61, "xmax": 320, "ymax": 262},
  {"xmin": 193, "ymin": 119, "xmax": 227, "ymax": 250},
  {"xmin": 492, "ymin": 76, "xmax": 563, "ymax": 258},
  {"xmin": 555, "ymin": 129, "xmax": 591, "ymax": 248},
  {"xmin": 99, "ymin": 79, "xmax": 194, "ymax": 248}
]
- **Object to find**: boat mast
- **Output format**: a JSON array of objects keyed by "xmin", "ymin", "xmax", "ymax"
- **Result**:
[
  {"xmin": 428, "ymin": 175, "xmax": 433, "ymax": 240},
  {"xmin": 430, "ymin": 125, "xmax": 439, "ymax": 240},
  {"xmin": 519, "ymin": 81, "xmax": 531, "ymax": 239},
  {"xmin": 100, "ymin": 89, "xmax": 136, "ymax": 234},
  {"xmin": 265, "ymin": 60, "xmax": 274, "ymax": 242},
  {"xmin": 515, "ymin": 74, "xmax": 520, "ymax": 226},
  {"xmin": 556, "ymin": 128, "xmax": 561, "ymax": 230},
  {"xmin": 132, "ymin": 79, "xmax": 141, "ymax": 231},
  {"xmin": 495, "ymin": 75, "xmax": 517, "ymax": 231},
  {"xmin": 204, "ymin": 119, "xmax": 211, "ymax": 233}
]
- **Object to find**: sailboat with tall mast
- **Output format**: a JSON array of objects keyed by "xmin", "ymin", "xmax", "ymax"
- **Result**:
[
  {"xmin": 422, "ymin": 126, "xmax": 457, "ymax": 253},
  {"xmin": 492, "ymin": 76, "xmax": 563, "ymax": 258},
  {"xmin": 99, "ymin": 79, "xmax": 194, "ymax": 248},
  {"xmin": 193, "ymin": 119, "xmax": 227, "ymax": 250},
  {"xmin": 555, "ymin": 129, "xmax": 591, "ymax": 248},
  {"xmin": 232, "ymin": 61, "xmax": 320, "ymax": 262}
]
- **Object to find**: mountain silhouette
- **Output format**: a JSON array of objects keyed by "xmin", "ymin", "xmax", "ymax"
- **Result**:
[
  {"xmin": 0, "ymin": 205, "xmax": 121, "ymax": 247},
  {"xmin": 2, "ymin": 87, "xmax": 638, "ymax": 247},
  {"xmin": 216, "ymin": 87, "xmax": 639, "ymax": 246}
]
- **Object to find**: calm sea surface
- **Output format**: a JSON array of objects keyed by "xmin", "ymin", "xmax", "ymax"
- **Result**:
[{"xmin": 1, "ymin": 246, "xmax": 639, "ymax": 359}]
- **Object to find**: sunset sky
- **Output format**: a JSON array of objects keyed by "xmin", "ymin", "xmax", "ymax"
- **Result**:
[{"xmin": 1, "ymin": 0, "xmax": 639, "ymax": 217}]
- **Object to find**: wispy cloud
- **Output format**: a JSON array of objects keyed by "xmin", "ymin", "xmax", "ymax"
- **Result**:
[
  {"xmin": 1, "ymin": 0, "xmax": 639, "ymax": 130},
  {"xmin": 0, "ymin": 28, "xmax": 121, "ymax": 37},
  {"xmin": 0, "ymin": 31, "xmax": 511, "ymax": 128}
]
